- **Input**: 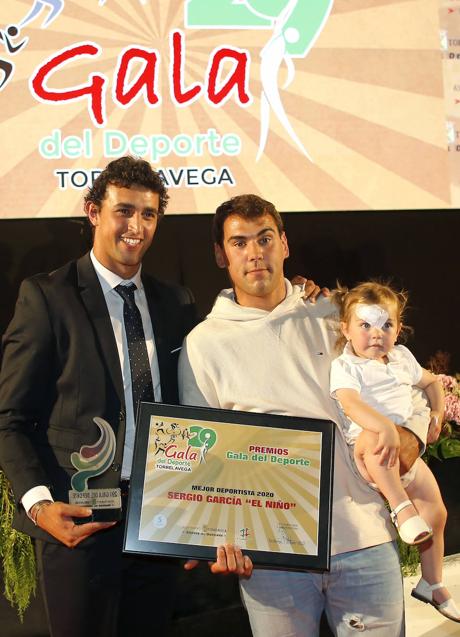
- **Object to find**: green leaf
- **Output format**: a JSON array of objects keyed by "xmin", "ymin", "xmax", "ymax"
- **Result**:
[
  {"xmin": 396, "ymin": 536, "xmax": 420, "ymax": 576},
  {"xmin": 0, "ymin": 471, "xmax": 36, "ymax": 621},
  {"xmin": 424, "ymin": 440, "xmax": 442, "ymax": 461},
  {"xmin": 439, "ymin": 438, "xmax": 460, "ymax": 460}
]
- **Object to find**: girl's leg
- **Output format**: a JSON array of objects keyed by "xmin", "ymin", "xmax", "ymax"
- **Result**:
[
  {"xmin": 354, "ymin": 430, "xmax": 420, "ymax": 528},
  {"xmin": 406, "ymin": 459, "xmax": 450, "ymax": 605}
]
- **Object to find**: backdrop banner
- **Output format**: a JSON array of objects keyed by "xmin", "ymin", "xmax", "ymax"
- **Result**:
[{"xmin": 0, "ymin": 0, "xmax": 453, "ymax": 216}]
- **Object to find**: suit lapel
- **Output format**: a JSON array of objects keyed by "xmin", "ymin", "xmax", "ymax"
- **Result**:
[{"xmin": 77, "ymin": 254, "xmax": 125, "ymax": 407}]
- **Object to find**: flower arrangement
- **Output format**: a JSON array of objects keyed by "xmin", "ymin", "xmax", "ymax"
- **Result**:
[
  {"xmin": 398, "ymin": 351, "xmax": 460, "ymax": 575},
  {"xmin": 425, "ymin": 352, "xmax": 460, "ymax": 462}
]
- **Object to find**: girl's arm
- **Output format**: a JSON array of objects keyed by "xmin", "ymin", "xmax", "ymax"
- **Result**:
[
  {"xmin": 335, "ymin": 388, "xmax": 400, "ymax": 468},
  {"xmin": 416, "ymin": 369, "xmax": 445, "ymax": 444}
]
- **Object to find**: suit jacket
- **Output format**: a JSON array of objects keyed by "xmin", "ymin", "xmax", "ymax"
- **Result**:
[{"xmin": 0, "ymin": 253, "xmax": 196, "ymax": 541}]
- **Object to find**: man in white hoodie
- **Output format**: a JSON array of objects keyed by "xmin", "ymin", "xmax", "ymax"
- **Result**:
[{"xmin": 178, "ymin": 194, "xmax": 428, "ymax": 636}]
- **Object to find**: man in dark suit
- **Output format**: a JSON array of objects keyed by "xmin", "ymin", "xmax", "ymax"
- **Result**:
[{"xmin": 0, "ymin": 157, "xmax": 210, "ymax": 636}]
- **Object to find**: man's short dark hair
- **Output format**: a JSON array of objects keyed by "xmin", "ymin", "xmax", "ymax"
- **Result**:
[
  {"xmin": 84, "ymin": 156, "xmax": 169, "ymax": 216},
  {"xmin": 212, "ymin": 194, "xmax": 284, "ymax": 247}
]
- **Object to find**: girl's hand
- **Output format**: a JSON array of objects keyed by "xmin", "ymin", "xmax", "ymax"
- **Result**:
[
  {"xmin": 373, "ymin": 423, "xmax": 400, "ymax": 468},
  {"xmin": 427, "ymin": 412, "xmax": 441, "ymax": 444}
]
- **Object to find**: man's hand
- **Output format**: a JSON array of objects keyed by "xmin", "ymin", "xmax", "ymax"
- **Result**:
[
  {"xmin": 36, "ymin": 501, "xmax": 116, "ymax": 548},
  {"xmin": 398, "ymin": 427, "xmax": 421, "ymax": 474},
  {"xmin": 184, "ymin": 544, "xmax": 253, "ymax": 577},
  {"xmin": 373, "ymin": 423, "xmax": 400, "ymax": 468},
  {"xmin": 290, "ymin": 276, "xmax": 330, "ymax": 304}
]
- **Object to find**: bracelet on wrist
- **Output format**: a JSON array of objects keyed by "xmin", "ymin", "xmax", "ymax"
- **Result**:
[
  {"xmin": 29, "ymin": 500, "xmax": 52, "ymax": 526},
  {"xmin": 430, "ymin": 414, "xmax": 439, "ymax": 427}
]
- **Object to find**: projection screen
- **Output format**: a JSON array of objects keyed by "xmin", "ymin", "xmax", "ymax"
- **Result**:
[{"xmin": 0, "ymin": 0, "xmax": 457, "ymax": 217}]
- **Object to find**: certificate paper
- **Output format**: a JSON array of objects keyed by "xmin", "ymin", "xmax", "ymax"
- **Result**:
[{"xmin": 124, "ymin": 403, "xmax": 334, "ymax": 570}]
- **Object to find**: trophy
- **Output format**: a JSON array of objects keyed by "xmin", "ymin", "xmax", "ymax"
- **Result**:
[{"xmin": 68, "ymin": 417, "xmax": 122, "ymax": 522}]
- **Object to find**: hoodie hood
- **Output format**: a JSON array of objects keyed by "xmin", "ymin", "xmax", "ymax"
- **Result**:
[{"xmin": 207, "ymin": 279, "xmax": 305, "ymax": 322}]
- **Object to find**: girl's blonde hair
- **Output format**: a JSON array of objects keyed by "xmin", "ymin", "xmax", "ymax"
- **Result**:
[{"xmin": 331, "ymin": 281, "xmax": 411, "ymax": 351}]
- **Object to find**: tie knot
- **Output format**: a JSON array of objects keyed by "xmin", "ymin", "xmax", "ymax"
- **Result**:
[{"xmin": 115, "ymin": 282, "xmax": 137, "ymax": 304}]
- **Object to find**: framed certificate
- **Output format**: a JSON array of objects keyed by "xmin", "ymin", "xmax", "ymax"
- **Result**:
[{"xmin": 124, "ymin": 403, "xmax": 334, "ymax": 571}]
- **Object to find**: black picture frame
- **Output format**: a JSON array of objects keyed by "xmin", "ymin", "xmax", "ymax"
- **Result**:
[{"xmin": 124, "ymin": 402, "xmax": 334, "ymax": 571}]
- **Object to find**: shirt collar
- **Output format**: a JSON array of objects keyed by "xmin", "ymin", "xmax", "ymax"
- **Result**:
[
  {"xmin": 90, "ymin": 250, "xmax": 143, "ymax": 295},
  {"xmin": 342, "ymin": 341, "xmax": 401, "ymax": 365},
  {"xmin": 342, "ymin": 341, "xmax": 371, "ymax": 365},
  {"xmin": 229, "ymin": 278, "xmax": 293, "ymax": 306}
]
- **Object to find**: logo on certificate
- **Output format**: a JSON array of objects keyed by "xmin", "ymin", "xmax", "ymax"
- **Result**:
[
  {"xmin": 151, "ymin": 418, "xmax": 217, "ymax": 473},
  {"xmin": 153, "ymin": 514, "xmax": 167, "ymax": 529}
]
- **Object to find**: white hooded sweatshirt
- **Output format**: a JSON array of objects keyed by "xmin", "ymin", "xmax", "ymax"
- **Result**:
[{"xmin": 179, "ymin": 281, "xmax": 426, "ymax": 554}]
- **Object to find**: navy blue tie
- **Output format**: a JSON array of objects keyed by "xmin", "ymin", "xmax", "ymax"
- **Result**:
[{"xmin": 115, "ymin": 283, "xmax": 155, "ymax": 415}]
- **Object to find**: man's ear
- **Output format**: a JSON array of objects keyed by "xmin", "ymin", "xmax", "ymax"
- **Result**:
[
  {"xmin": 281, "ymin": 232, "xmax": 289, "ymax": 259},
  {"xmin": 85, "ymin": 201, "xmax": 100, "ymax": 228},
  {"xmin": 214, "ymin": 243, "xmax": 227, "ymax": 269}
]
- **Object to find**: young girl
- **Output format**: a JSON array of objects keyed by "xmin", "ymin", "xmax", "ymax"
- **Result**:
[{"xmin": 330, "ymin": 281, "xmax": 459, "ymax": 623}]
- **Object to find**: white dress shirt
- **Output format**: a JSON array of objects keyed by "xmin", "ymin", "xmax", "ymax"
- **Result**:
[{"xmin": 22, "ymin": 251, "xmax": 161, "ymax": 512}]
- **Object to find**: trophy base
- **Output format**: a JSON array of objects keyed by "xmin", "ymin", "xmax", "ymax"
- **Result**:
[{"xmin": 69, "ymin": 488, "xmax": 123, "ymax": 524}]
